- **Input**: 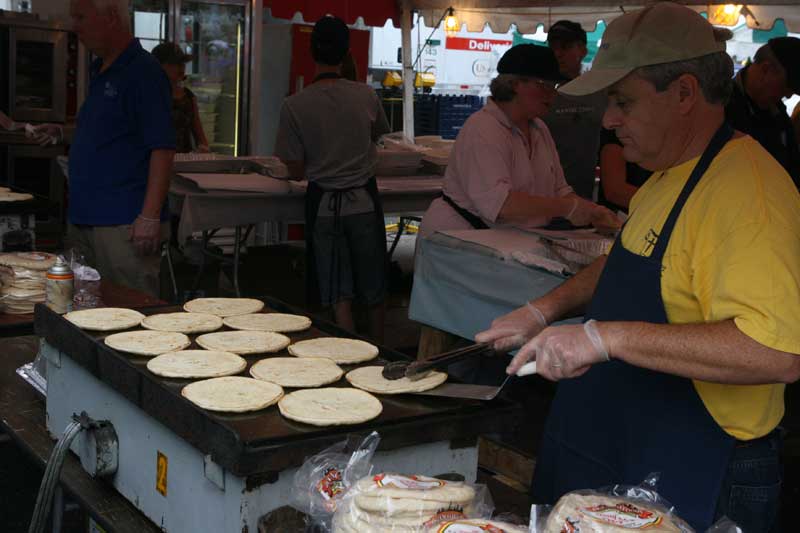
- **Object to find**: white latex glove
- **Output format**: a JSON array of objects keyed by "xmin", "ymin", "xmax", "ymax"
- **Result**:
[
  {"xmin": 589, "ymin": 205, "xmax": 623, "ymax": 234},
  {"xmin": 129, "ymin": 215, "xmax": 162, "ymax": 256},
  {"xmin": 475, "ymin": 302, "xmax": 548, "ymax": 353},
  {"xmin": 506, "ymin": 319, "xmax": 610, "ymax": 381},
  {"xmin": 566, "ymin": 198, "xmax": 621, "ymax": 233},
  {"xmin": 25, "ymin": 123, "xmax": 62, "ymax": 146}
]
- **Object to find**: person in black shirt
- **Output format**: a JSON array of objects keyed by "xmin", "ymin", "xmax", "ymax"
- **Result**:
[
  {"xmin": 725, "ymin": 37, "xmax": 800, "ymax": 188},
  {"xmin": 597, "ymin": 128, "xmax": 651, "ymax": 213}
]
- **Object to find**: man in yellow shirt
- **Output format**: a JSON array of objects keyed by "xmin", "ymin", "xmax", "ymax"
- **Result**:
[{"xmin": 476, "ymin": 3, "xmax": 800, "ymax": 531}]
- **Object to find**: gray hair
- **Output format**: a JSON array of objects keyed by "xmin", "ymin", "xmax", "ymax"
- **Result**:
[
  {"xmin": 92, "ymin": 0, "xmax": 131, "ymax": 31},
  {"xmin": 490, "ymin": 74, "xmax": 522, "ymax": 102},
  {"xmin": 633, "ymin": 51, "xmax": 734, "ymax": 105}
]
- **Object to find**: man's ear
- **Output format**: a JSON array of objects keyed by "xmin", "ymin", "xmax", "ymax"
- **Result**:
[{"xmin": 675, "ymin": 73, "xmax": 701, "ymax": 115}]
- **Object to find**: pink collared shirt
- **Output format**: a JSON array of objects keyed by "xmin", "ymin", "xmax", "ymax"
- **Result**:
[{"xmin": 420, "ymin": 99, "xmax": 572, "ymax": 238}]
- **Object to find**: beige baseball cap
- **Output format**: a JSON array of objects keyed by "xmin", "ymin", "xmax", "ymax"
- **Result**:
[{"xmin": 560, "ymin": 2, "xmax": 731, "ymax": 96}]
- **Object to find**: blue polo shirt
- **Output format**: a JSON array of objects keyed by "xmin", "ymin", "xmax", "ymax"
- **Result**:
[{"xmin": 69, "ymin": 39, "xmax": 175, "ymax": 226}]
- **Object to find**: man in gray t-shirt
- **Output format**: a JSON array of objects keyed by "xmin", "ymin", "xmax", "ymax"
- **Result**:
[
  {"xmin": 543, "ymin": 20, "xmax": 606, "ymax": 200},
  {"xmin": 275, "ymin": 16, "xmax": 390, "ymax": 342}
]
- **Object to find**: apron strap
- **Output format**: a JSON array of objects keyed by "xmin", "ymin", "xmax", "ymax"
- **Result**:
[
  {"xmin": 440, "ymin": 193, "xmax": 490, "ymax": 230},
  {"xmin": 649, "ymin": 123, "xmax": 734, "ymax": 261}
]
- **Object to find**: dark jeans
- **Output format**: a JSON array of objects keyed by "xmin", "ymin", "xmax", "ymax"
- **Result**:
[{"xmin": 714, "ymin": 428, "xmax": 783, "ymax": 533}]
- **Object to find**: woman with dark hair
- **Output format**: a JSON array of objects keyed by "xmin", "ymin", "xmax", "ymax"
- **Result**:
[
  {"xmin": 419, "ymin": 44, "xmax": 618, "ymax": 238},
  {"xmin": 151, "ymin": 42, "xmax": 210, "ymax": 153}
]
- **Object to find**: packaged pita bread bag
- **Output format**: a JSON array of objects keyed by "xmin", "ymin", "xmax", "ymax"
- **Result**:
[
  {"xmin": 332, "ymin": 472, "xmax": 495, "ymax": 532},
  {"xmin": 528, "ymin": 473, "xmax": 744, "ymax": 533},
  {"xmin": 290, "ymin": 431, "xmax": 381, "ymax": 531}
]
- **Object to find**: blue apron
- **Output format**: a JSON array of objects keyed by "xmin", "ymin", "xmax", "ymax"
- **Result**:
[{"xmin": 531, "ymin": 124, "xmax": 736, "ymax": 530}]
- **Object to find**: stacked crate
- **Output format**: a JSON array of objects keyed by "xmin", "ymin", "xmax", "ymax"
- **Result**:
[{"xmin": 413, "ymin": 94, "xmax": 484, "ymax": 140}]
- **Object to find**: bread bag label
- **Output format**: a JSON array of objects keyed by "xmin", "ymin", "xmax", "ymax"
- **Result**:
[
  {"xmin": 317, "ymin": 467, "xmax": 344, "ymax": 501},
  {"xmin": 423, "ymin": 506, "xmax": 468, "ymax": 528},
  {"xmin": 579, "ymin": 502, "xmax": 663, "ymax": 528},
  {"xmin": 373, "ymin": 473, "xmax": 445, "ymax": 490},
  {"xmin": 435, "ymin": 522, "xmax": 508, "ymax": 533}
]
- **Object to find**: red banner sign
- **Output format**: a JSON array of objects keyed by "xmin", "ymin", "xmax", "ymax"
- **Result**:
[{"xmin": 445, "ymin": 36, "xmax": 512, "ymax": 52}]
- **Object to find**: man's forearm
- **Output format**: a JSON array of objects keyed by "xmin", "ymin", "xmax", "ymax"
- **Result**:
[
  {"xmin": 141, "ymin": 149, "xmax": 174, "ymax": 218},
  {"xmin": 601, "ymin": 319, "xmax": 800, "ymax": 385},
  {"xmin": 497, "ymin": 191, "xmax": 574, "ymax": 224},
  {"xmin": 534, "ymin": 256, "xmax": 606, "ymax": 323}
]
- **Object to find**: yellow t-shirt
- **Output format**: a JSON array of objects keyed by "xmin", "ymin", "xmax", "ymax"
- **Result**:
[{"xmin": 621, "ymin": 136, "xmax": 800, "ymax": 440}]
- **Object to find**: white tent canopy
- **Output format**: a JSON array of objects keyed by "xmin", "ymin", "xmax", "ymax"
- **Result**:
[
  {"xmin": 398, "ymin": 1, "xmax": 800, "ymax": 140},
  {"xmin": 413, "ymin": 1, "xmax": 800, "ymax": 33}
]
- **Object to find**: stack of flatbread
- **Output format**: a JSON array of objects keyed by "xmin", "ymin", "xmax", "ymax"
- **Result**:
[
  {"xmin": 543, "ymin": 493, "xmax": 686, "ymax": 533},
  {"xmin": 0, "ymin": 252, "xmax": 56, "ymax": 314},
  {"xmin": 332, "ymin": 474, "xmax": 478, "ymax": 533}
]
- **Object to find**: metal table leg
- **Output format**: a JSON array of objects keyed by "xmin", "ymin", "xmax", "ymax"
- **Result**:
[{"xmin": 233, "ymin": 226, "xmax": 242, "ymax": 297}]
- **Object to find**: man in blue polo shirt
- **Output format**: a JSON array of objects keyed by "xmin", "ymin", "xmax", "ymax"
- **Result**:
[{"xmin": 66, "ymin": 0, "xmax": 175, "ymax": 297}]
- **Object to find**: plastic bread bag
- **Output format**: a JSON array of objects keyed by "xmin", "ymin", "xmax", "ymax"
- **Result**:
[
  {"xmin": 332, "ymin": 472, "xmax": 494, "ymax": 532},
  {"xmin": 529, "ymin": 473, "xmax": 694, "ymax": 532},
  {"xmin": 290, "ymin": 431, "xmax": 380, "ymax": 530}
]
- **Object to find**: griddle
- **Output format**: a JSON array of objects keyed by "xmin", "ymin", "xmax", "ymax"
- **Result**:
[{"xmin": 35, "ymin": 296, "xmax": 519, "ymax": 479}]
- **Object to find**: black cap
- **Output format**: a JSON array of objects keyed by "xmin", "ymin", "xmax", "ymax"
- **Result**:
[
  {"xmin": 311, "ymin": 16, "xmax": 350, "ymax": 66},
  {"xmin": 151, "ymin": 42, "xmax": 191, "ymax": 65},
  {"xmin": 768, "ymin": 37, "xmax": 800, "ymax": 94},
  {"xmin": 547, "ymin": 20, "xmax": 587, "ymax": 46},
  {"xmin": 497, "ymin": 44, "xmax": 565, "ymax": 82}
]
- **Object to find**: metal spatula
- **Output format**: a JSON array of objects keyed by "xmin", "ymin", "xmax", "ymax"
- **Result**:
[{"xmin": 411, "ymin": 361, "xmax": 537, "ymax": 401}]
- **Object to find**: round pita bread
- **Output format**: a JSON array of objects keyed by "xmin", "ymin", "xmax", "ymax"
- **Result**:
[
  {"xmin": 250, "ymin": 357, "xmax": 343, "ymax": 388},
  {"xmin": 183, "ymin": 297, "xmax": 264, "ymax": 317},
  {"xmin": 196, "ymin": 330, "xmax": 290, "ymax": 354},
  {"xmin": 223, "ymin": 313, "xmax": 312, "ymax": 333},
  {"xmin": 104, "ymin": 330, "xmax": 191, "ymax": 356},
  {"xmin": 429, "ymin": 519, "xmax": 529, "ymax": 533},
  {"xmin": 181, "ymin": 376, "xmax": 283, "ymax": 413},
  {"xmin": 0, "ymin": 252, "xmax": 56, "ymax": 270},
  {"xmin": 146, "ymin": 350, "xmax": 247, "ymax": 379},
  {"xmin": 288, "ymin": 338, "xmax": 378, "ymax": 364},
  {"xmin": 354, "ymin": 474, "xmax": 475, "ymax": 505},
  {"xmin": 346, "ymin": 498, "xmax": 472, "ymax": 529},
  {"xmin": 346, "ymin": 366, "xmax": 447, "ymax": 395},
  {"xmin": 544, "ymin": 493, "xmax": 685, "ymax": 533},
  {"xmin": 141, "ymin": 312, "xmax": 223, "ymax": 334},
  {"xmin": 278, "ymin": 388, "xmax": 382, "ymax": 426},
  {"xmin": 65, "ymin": 308, "xmax": 145, "ymax": 331}
]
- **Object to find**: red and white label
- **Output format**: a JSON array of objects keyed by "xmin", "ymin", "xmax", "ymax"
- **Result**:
[
  {"xmin": 579, "ymin": 502, "xmax": 665, "ymax": 529},
  {"xmin": 446, "ymin": 37, "xmax": 511, "ymax": 52}
]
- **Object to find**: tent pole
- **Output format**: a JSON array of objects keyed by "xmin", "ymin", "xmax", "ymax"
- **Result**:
[{"xmin": 401, "ymin": 0, "xmax": 414, "ymax": 143}]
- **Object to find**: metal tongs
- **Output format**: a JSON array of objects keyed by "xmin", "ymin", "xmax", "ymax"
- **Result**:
[{"xmin": 381, "ymin": 343, "xmax": 496, "ymax": 381}]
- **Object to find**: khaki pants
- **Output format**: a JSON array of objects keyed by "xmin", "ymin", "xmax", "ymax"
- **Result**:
[{"xmin": 66, "ymin": 223, "xmax": 169, "ymax": 298}]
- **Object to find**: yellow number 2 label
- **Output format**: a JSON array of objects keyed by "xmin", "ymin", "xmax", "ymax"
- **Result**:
[{"xmin": 156, "ymin": 451, "xmax": 168, "ymax": 496}]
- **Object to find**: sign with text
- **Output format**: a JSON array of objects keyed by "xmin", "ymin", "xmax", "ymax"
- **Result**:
[{"xmin": 446, "ymin": 36, "xmax": 512, "ymax": 52}]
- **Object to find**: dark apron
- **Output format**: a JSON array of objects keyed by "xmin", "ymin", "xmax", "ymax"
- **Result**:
[
  {"xmin": 531, "ymin": 124, "xmax": 736, "ymax": 530},
  {"xmin": 302, "ymin": 71, "xmax": 387, "ymax": 306},
  {"xmin": 304, "ymin": 177, "xmax": 387, "ymax": 306}
]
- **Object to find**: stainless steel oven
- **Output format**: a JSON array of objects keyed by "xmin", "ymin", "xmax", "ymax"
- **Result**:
[
  {"xmin": 0, "ymin": 142, "xmax": 67, "ymax": 248},
  {"xmin": 0, "ymin": 17, "xmax": 78, "ymax": 124}
]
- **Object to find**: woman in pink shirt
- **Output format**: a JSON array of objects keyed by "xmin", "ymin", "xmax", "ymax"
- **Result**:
[{"xmin": 420, "ymin": 45, "xmax": 619, "ymax": 237}]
